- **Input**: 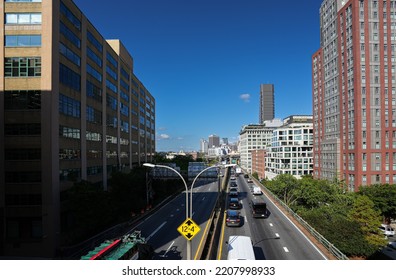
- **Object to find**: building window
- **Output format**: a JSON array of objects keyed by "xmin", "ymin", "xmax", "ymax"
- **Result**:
[
  {"xmin": 60, "ymin": 1, "xmax": 81, "ymax": 30},
  {"xmin": 87, "ymin": 30, "xmax": 103, "ymax": 52},
  {"xmin": 86, "ymin": 47, "xmax": 102, "ymax": 67},
  {"xmin": 5, "ymin": 149, "xmax": 41, "ymax": 160},
  {"xmin": 4, "ymin": 90, "xmax": 41, "ymax": 110},
  {"xmin": 5, "ymin": 35, "xmax": 41, "ymax": 47},
  {"xmin": 4, "ymin": 123, "xmax": 40, "ymax": 135},
  {"xmin": 87, "ymin": 64, "xmax": 102, "ymax": 82},
  {"xmin": 60, "ymin": 42, "xmax": 80, "ymax": 66},
  {"xmin": 59, "ymin": 94, "xmax": 80, "ymax": 118},
  {"xmin": 5, "ymin": 57, "xmax": 41, "ymax": 77},
  {"xmin": 59, "ymin": 63, "xmax": 81, "ymax": 91},
  {"xmin": 86, "ymin": 106, "xmax": 102, "ymax": 124},
  {"xmin": 59, "ymin": 149, "xmax": 80, "ymax": 160},
  {"xmin": 60, "ymin": 21, "xmax": 80, "ymax": 49},
  {"xmin": 59, "ymin": 125, "xmax": 80, "ymax": 139},
  {"xmin": 86, "ymin": 81, "xmax": 102, "ymax": 102},
  {"xmin": 5, "ymin": 13, "xmax": 42, "ymax": 24}
]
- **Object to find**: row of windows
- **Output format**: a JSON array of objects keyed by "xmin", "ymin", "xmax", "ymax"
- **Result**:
[
  {"xmin": 5, "ymin": 123, "xmax": 40, "ymax": 135},
  {"xmin": 5, "ymin": 13, "xmax": 41, "ymax": 25},
  {"xmin": 87, "ymin": 46, "xmax": 102, "ymax": 67},
  {"xmin": 60, "ymin": 42, "xmax": 81, "ymax": 66},
  {"xmin": 5, "ymin": 172, "xmax": 41, "ymax": 183},
  {"xmin": 87, "ymin": 64, "xmax": 102, "ymax": 82},
  {"xmin": 60, "ymin": 21, "xmax": 80, "ymax": 49},
  {"xmin": 5, "ymin": 149, "xmax": 41, "ymax": 160},
  {"xmin": 5, "ymin": 57, "xmax": 41, "ymax": 77},
  {"xmin": 4, "ymin": 90, "xmax": 41, "ymax": 110},
  {"xmin": 5, "ymin": 194, "xmax": 42, "ymax": 206},
  {"xmin": 60, "ymin": 1, "xmax": 81, "ymax": 30},
  {"xmin": 5, "ymin": 35, "xmax": 41, "ymax": 47},
  {"xmin": 5, "ymin": 0, "xmax": 41, "ymax": 2}
]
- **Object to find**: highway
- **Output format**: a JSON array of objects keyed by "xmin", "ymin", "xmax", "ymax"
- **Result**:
[
  {"xmin": 131, "ymin": 178, "xmax": 220, "ymax": 260},
  {"xmin": 130, "ymin": 173, "xmax": 328, "ymax": 260},
  {"xmin": 218, "ymin": 174, "xmax": 328, "ymax": 260}
]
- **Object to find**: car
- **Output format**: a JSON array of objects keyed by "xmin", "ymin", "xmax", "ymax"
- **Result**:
[
  {"xmin": 230, "ymin": 176, "xmax": 236, "ymax": 181},
  {"xmin": 229, "ymin": 197, "xmax": 242, "ymax": 209},
  {"xmin": 229, "ymin": 187, "xmax": 238, "ymax": 193},
  {"xmin": 244, "ymin": 174, "xmax": 249, "ymax": 178},
  {"xmin": 388, "ymin": 241, "xmax": 396, "ymax": 250},
  {"xmin": 230, "ymin": 181, "xmax": 238, "ymax": 187},
  {"xmin": 226, "ymin": 210, "xmax": 243, "ymax": 227},
  {"xmin": 252, "ymin": 186, "xmax": 263, "ymax": 195},
  {"xmin": 229, "ymin": 190, "xmax": 238, "ymax": 198},
  {"xmin": 379, "ymin": 224, "xmax": 395, "ymax": 237},
  {"xmin": 247, "ymin": 178, "xmax": 253, "ymax": 183}
]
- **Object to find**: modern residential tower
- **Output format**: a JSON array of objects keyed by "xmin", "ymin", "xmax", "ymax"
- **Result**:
[
  {"xmin": 0, "ymin": 0, "xmax": 155, "ymax": 258},
  {"xmin": 313, "ymin": 0, "xmax": 396, "ymax": 190}
]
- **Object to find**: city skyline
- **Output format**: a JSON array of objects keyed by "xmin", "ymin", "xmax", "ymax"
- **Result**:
[{"xmin": 74, "ymin": 0, "xmax": 322, "ymax": 152}]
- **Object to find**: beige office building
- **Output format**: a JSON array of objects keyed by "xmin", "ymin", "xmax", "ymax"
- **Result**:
[{"xmin": 0, "ymin": 0, "xmax": 155, "ymax": 258}]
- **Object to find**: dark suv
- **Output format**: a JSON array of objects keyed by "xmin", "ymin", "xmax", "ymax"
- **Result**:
[
  {"xmin": 226, "ymin": 210, "xmax": 242, "ymax": 227},
  {"xmin": 229, "ymin": 197, "xmax": 242, "ymax": 209}
]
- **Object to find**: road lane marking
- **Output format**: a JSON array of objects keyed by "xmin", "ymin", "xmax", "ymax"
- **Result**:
[
  {"xmin": 283, "ymin": 247, "xmax": 289, "ymax": 253},
  {"xmin": 269, "ymin": 223, "xmax": 274, "ymax": 227},
  {"xmin": 202, "ymin": 197, "xmax": 206, "ymax": 201},
  {"xmin": 161, "ymin": 241, "xmax": 175, "ymax": 258},
  {"xmin": 146, "ymin": 221, "xmax": 167, "ymax": 241},
  {"xmin": 275, "ymin": 233, "xmax": 280, "ymax": 239}
]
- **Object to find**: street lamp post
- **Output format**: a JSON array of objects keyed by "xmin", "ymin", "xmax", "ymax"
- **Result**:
[
  {"xmin": 143, "ymin": 163, "xmax": 191, "ymax": 259},
  {"xmin": 189, "ymin": 164, "xmax": 235, "ymax": 218},
  {"xmin": 143, "ymin": 162, "xmax": 235, "ymax": 260}
]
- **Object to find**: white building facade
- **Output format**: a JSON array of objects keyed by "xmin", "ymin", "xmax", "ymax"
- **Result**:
[
  {"xmin": 239, "ymin": 121, "xmax": 282, "ymax": 173},
  {"xmin": 265, "ymin": 116, "xmax": 314, "ymax": 180}
]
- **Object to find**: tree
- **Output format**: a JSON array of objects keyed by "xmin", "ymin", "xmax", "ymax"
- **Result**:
[
  {"xmin": 347, "ymin": 195, "xmax": 387, "ymax": 250},
  {"xmin": 267, "ymin": 174, "xmax": 300, "ymax": 206},
  {"xmin": 358, "ymin": 184, "xmax": 396, "ymax": 224}
]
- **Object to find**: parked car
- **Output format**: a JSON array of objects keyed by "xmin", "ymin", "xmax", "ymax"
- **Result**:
[
  {"xmin": 229, "ymin": 197, "xmax": 242, "ymax": 209},
  {"xmin": 379, "ymin": 224, "xmax": 395, "ymax": 237},
  {"xmin": 226, "ymin": 210, "xmax": 242, "ymax": 227},
  {"xmin": 247, "ymin": 178, "xmax": 253, "ymax": 183},
  {"xmin": 244, "ymin": 174, "xmax": 249, "ymax": 178}
]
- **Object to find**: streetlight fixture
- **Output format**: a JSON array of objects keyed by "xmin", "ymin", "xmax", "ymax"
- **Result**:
[
  {"xmin": 189, "ymin": 164, "xmax": 235, "ymax": 218},
  {"xmin": 143, "ymin": 163, "xmax": 191, "ymax": 259},
  {"xmin": 143, "ymin": 162, "xmax": 235, "ymax": 260}
]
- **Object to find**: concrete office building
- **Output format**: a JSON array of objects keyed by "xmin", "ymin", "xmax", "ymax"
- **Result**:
[
  {"xmin": 313, "ymin": 0, "xmax": 396, "ymax": 190},
  {"xmin": 259, "ymin": 84, "xmax": 275, "ymax": 124},
  {"xmin": 208, "ymin": 134, "xmax": 220, "ymax": 148},
  {"xmin": 0, "ymin": 0, "xmax": 155, "ymax": 258}
]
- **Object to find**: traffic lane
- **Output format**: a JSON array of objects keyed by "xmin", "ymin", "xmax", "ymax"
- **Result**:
[
  {"xmin": 219, "ymin": 190, "xmax": 253, "ymax": 260},
  {"xmin": 251, "ymin": 184, "xmax": 327, "ymax": 260},
  {"xmin": 236, "ymin": 177, "xmax": 326, "ymax": 260},
  {"xmin": 135, "ymin": 180, "xmax": 219, "ymax": 259}
]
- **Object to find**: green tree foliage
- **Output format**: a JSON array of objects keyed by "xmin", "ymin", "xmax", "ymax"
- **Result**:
[
  {"xmin": 358, "ymin": 184, "xmax": 396, "ymax": 224},
  {"xmin": 347, "ymin": 195, "xmax": 387, "ymax": 250},
  {"xmin": 266, "ymin": 174, "xmax": 300, "ymax": 206}
]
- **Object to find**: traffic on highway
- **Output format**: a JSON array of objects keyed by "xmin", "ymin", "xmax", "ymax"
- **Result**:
[{"xmin": 125, "ymin": 166, "xmax": 328, "ymax": 260}]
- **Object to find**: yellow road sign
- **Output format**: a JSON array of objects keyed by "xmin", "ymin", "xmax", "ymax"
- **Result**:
[{"xmin": 177, "ymin": 218, "xmax": 201, "ymax": 240}]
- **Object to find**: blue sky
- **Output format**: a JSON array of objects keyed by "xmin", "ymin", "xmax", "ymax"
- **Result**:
[{"xmin": 74, "ymin": 0, "xmax": 322, "ymax": 152}]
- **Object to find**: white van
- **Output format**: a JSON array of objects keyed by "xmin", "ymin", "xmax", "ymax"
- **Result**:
[
  {"xmin": 226, "ymin": 235, "xmax": 255, "ymax": 260},
  {"xmin": 252, "ymin": 186, "xmax": 262, "ymax": 195}
]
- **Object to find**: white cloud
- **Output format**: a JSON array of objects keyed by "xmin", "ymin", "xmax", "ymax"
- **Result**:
[
  {"xmin": 240, "ymin": 93, "xmax": 251, "ymax": 102},
  {"xmin": 158, "ymin": 134, "xmax": 171, "ymax": 140}
]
